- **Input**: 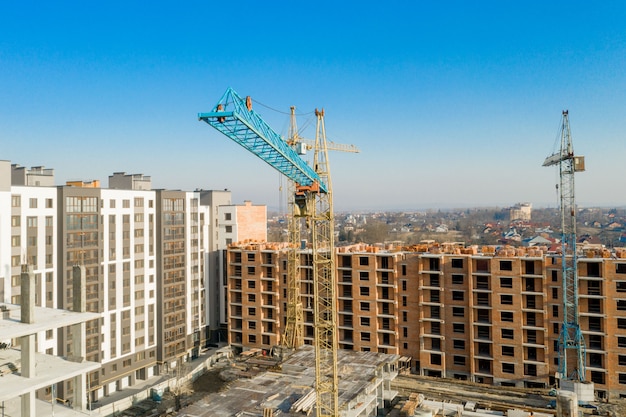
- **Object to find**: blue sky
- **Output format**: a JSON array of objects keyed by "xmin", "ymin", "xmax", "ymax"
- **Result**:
[{"xmin": 2, "ymin": 1, "xmax": 625, "ymax": 211}]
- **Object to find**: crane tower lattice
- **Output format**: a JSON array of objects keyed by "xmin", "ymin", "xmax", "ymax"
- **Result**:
[{"xmin": 542, "ymin": 110, "xmax": 586, "ymax": 382}]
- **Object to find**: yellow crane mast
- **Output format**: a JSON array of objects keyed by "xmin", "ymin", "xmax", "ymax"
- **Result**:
[{"xmin": 283, "ymin": 107, "xmax": 359, "ymax": 351}]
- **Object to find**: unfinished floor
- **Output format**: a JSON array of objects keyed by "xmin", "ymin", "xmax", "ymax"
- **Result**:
[{"xmin": 178, "ymin": 345, "xmax": 399, "ymax": 417}]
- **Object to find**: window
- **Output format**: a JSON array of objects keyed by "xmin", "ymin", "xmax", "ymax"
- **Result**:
[
  {"xmin": 451, "ymin": 258, "xmax": 463, "ymax": 268},
  {"xmin": 476, "ymin": 309, "xmax": 490, "ymax": 323},
  {"xmin": 589, "ymin": 316, "xmax": 602, "ymax": 332},
  {"xmin": 247, "ymin": 266, "xmax": 255, "ymax": 275},
  {"xmin": 225, "ymin": 212, "xmax": 232, "ymax": 220},
  {"xmin": 617, "ymin": 281, "xmax": 626, "ymax": 291},
  {"xmin": 430, "ymin": 322, "xmax": 441, "ymax": 335},
  {"xmin": 619, "ymin": 318, "xmax": 626, "ymax": 329},
  {"xmin": 402, "ymin": 296, "xmax": 407, "ymax": 307},
  {"xmin": 620, "ymin": 374, "xmax": 626, "ymax": 385},
  {"xmin": 502, "ymin": 346, "xmax": 515, "ymax": 356},
  {"xmin": 247, "ymin": 280, "xmax": 255, "ymax": 289},
  {"xmin": 359, "ymin": 271, "xmax": 369, "ymax": 281},
  {"xmin": 11, "ymin": 195, "xmax": 21, "ymax": 207},
  {"xmin": 248, "ymin": 334, "xmax": 256, "ymax": 343},
  {"xmin": 453, "ymin": 323, "xmax": 464, "ymax": 333},
  {"xmin": 500, "ymin": 277, "xmax": 512, "ymax": 288},
  {"xmin": 29, "ymin": 198, "xmax": 37, "ymax": 208},
  {"xmin": 123, "ymin": 199, "xmax": 130, "ymax": 208},
  {"xmin": 11, "ymin": 216, "xmax": 20, "ymax": 227},
  {"xmin": 501, "ymin": 295, "xmax": 513, "ymax": 305},
  {"xmin": 359, "ymin": 257, "xmax": 369, "ymax": 266},
  {"xmin": 401, "ymin": 281, "xmax": 407, "ymax": 291},
  {"xmin": 225, "ymin": 225, "xmax": 232, "ymax": 233},
  {"xmin": 501, "ymin": 329, "xmax": 514, "ymax": 339},
  {"xmin": 500, "ymin": 260, "xmax": 512, "ymax": 271},
  {"xmin": 453, "ymin": 339, "xmax": 465, "ymax": 350},
  {"xmin": 524, "ymin": 364, "xmax": 537, "ymax": 376},
  {"xmin": 248, "ymin": 294, "xmax": 256, "ymax": 302},
  {"xmin": 11, "ymin": 236, "xmax": 20, "ymax": 247},
  {"xmin": 430, "ymin": 353, "xmax": 441, "ymax": 365},
  {"xmin": 452, "ymin": 291, "xmax": 464, "ymax": 301},
  {"xmin": 501, "ymin": 311, "xmax": 513, "ymax": 322},
  {"xmin": 452, "ymin": 274, "xmax": 464, "ymax": 285},
  {"xmin": 552, "ymin": 288, "xmax": 558, "ymax": 299},
  {"xmin": 502, "ymin": 363, "xmax": 515, "ymax": 374},
  {"xmin": 619, "ymin": 355, "xmax": 626, "ymax": 366},
  {"xmin": 617, "ymin": 264, "xmax": 626, "ymax": 274},
  {"xmin": 360, "ymin": 317, "xmax": 370, "ymax": 326},
  {"xmin": 402, "ymin": 311, "xmax": 407, "ymax": 322},
  {"xmin": 618, "ymin": 300, "xmax": 626, "ymax": 311},
  {"xmin": 248, "ymin": 307, "xmax": 256, "ymax": 316},
  {"xmin": 248, "ymin": 321, "xmax": 256, "ymax": 329},
  {"xmin": 361, "ymin": 332, "xmax": 371, "ymax": 342},
  {"xmin": 590, "ymin": 371, "xmax": 605, "ymax": 384},
  {"xmin": 360, "ymin": 302, "xmax": 370, "ymax": 312},
  {"xmin": 453, "ymin": 355, "xmax": 466, "ymax": 366},
  {"xmin": 552, "ymin": 305, "xmax": 559, "ymax": 317},
  {"xmin": 452, "ymin": 307, "xmax": 465, "ymax": 317},
  {"xmin": 360, "ymin": 287, "xmax": 369, "ymax": 296}
]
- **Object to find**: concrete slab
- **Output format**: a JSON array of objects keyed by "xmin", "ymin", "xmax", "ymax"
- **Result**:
[{"xmin": 0, "ymin": 348, "xmax": 100, "ymax": 401}]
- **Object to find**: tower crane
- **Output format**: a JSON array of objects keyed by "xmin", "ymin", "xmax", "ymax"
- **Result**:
[
  {"xmin": 542, "ymin": 110, "xmax": 587, "ymax": 386},
  {"xmin": 199, "ymin": 88, "xmax": 340, "ymax": 417},
  {"xmin": 283, "ymin": 107, "xmax": 359, "ymax": 350}
]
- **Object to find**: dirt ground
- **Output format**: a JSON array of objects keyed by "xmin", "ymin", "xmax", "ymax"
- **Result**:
[{"xmin": 191, "ymin": 368, "xmax": 230, "ymax": 394}]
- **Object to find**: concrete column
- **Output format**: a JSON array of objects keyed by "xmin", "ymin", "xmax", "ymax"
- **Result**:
[
  {"xmin": 19, "ymin": 265, "xmax": 36, "ymax": 417},
  {"xmin": 20, "ymin": 392, "xmax": 35, "ymax": 417},
  {"xmin": 71, "ymin": 265, "xmax": 87, "ymax": 411},
  {"xmin": 20, "ymin": 265, "xmax": 34, "ymax": 324}
]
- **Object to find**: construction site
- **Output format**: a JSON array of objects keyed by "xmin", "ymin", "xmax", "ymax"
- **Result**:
[
  {"xmin": 193, "ymin": 95, "xmax": 620, "ymax": 417},
  {"xmin": 148, "ymin": 345, "xmax": 624, "ymax": 417},
  {"xmin": 4, "ymin": 92, "xmax": 626, "ymax": 417}
]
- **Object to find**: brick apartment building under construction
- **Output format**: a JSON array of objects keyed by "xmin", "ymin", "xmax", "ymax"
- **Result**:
[{"xmin": 226, "ymin": 241, "xmax": 626, "ymax": 401}]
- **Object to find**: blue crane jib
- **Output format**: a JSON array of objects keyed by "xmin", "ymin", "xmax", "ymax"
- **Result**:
[{"xmin": 198, "ymin": 87, "xmax": 327, "ymax": 193}]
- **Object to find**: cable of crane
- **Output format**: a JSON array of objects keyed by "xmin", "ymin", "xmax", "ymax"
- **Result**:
[{"xmin": 252, "ymin": 98, "xmax": 315, "ymax": 116}]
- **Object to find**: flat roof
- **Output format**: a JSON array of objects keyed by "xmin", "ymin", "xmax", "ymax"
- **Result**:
[
  {"xmin": 0, "ymin": 304, "xmax": 100, "ymax": 339},
  {"xmin": 0, "ymin": 348, "xmax": 100, "ymax": 401}
]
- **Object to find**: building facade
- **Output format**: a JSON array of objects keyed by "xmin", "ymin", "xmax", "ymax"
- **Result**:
[
  {"xmin": 226, "ymin": 241, "xmax": 626, "ymax": 401},
  {"xmin": 0, "ymin": 160, "xmax": 263, "ymax": 403}
]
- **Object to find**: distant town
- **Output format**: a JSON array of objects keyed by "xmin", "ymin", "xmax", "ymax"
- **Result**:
[{"xmin": 270, "ymin": 203, "xmax": 626, "ymax": 248}]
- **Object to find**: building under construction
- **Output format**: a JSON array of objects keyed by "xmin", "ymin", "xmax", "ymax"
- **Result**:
[
  {"xmin": 181, "ymin": 345, "xmax": 400, "ymax": 417},
  {"xmin": 226, "ymin": 240, "xmax": 626, "ymax": 402}
]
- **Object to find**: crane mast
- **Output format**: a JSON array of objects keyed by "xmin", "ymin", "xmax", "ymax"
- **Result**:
[
  {"xmin": 310, "ymin": 109, "xmax": 339, "ymax": 417},
  {"xmin": 542, "ymin": 110, "xmax": 586, "ymax": 382},
  {"xmin": 199, "ymin": 88, "xmax": 339, "ymax": 417},
  {"xmin": 283, "ymin": 107, "xmax": 304, "ymax": 349},
  {"xmin": 283, "ymin": 107, "xmax": 359, "ymax": 351}
]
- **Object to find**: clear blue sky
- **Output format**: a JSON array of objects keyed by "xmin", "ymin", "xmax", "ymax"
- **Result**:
[{"xmin": 2, "ymin": 1, "xmax": 625, "ymax": 211}]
